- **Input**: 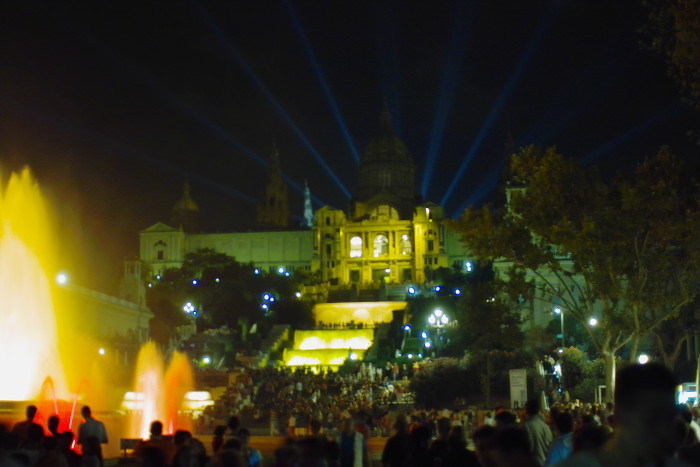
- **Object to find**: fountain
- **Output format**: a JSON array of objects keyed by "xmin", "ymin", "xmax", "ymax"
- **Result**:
[
  {"xmin": 0, "ymin": 168, "xmax": 205, "ymax": 448},
  {"xmin": 0, "ymin": 168, "xmax": 69, "ymax": 402},
  {"xmin": 126, "ymin": 342, "xmax": 194, "ymax": 439}
]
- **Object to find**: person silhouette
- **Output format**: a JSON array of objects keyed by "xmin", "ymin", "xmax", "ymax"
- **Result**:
[
  {"xmin": 77, "ymin": 406, "xmax": 108, "ymax": 446},
  {"xmin": 553, "ymin": 363, "xmax": 689, "ymax": 467}
]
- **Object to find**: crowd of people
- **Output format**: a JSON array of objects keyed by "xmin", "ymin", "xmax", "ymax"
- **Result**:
[
  {"xmin": 0, "ymin": 404, "xmax": 108, "ymax": 467},
  {"xmin": 374, "ymin": 363, "xmax": 700, "ymax": 466},
  {"xmin": 2, "ymin": 363, "xmax": 700, "ymax": 466},
  {"xmin": 204, "ymin": 365, "xmax": 414, "ymax": 437}
]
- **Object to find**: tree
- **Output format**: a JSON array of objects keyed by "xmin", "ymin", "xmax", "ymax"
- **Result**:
[
  {"xmin": 452, "ymin": 145, "xmax": 700, "ymax": 399},
  {"xmin": 148, "ymin": 249, "xmax": 313, "ymax": 334},
  {"xmin": 409, "ymin": 357, "xmax": 472, "ymax": 408},
  {"xmin": 616, "ymin": 147, "xmax": 700, "ymax": 362},
  {"xmin": 653, "ymin": 301, "xmax": 699, "ymax": 371},
  {"xmin": 148, "ymin": 249, "xmax": 261, "ymax": 328},
  {"xmin": 643, "ymin": 0, "xmax": 700, "ymax": 112},
  {"xmin": 455, "ymin": 279, "xmax": 524, "ymax": 406},
  {"xmin": 457, "ymin": 280, "xmax": 524, "ymax": 352}
]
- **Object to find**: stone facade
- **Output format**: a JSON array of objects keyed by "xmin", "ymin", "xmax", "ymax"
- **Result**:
[{"xmin": 139, "ymin": 107, "xmax": 468, "ymax": 286}]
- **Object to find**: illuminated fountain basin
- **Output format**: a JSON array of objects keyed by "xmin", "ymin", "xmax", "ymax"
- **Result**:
[
  {"xmin": 123, "ymin": 342, "xmax": 210, "ymax": 438},
  {"xmin": 283, "ymin": 302, "xmax": 408, "ymax": 371},
  {"xmin": 294, "ymin": 329, "xmax": 374, "ymax": 350},
  {"xmin": 284, "ymin": 329, "xmax": 375, "ymax": 371},
  {"xmin": 313, "ymin": 301, "xmax": 407, "ymax": 326}
]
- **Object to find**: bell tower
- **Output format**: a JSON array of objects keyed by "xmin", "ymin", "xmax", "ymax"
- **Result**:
[
  {"xmin": 257, "ymin": 141, "xmax": 290, "ymax": 229},
  {"xmin": 171, "ymin": 181, "xmax": 199, "ymax": 232}
]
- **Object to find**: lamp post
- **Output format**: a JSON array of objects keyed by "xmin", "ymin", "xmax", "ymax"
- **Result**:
[
  {"xmin": 427, "ymin": 308, "xmax": 449, "ymax": 355},
  {"xmin": 183, "ymin": 301, "xmax": 198, "ymax": 333},
  {"xmin": 554, "ymin": 307, "xmax": 564, "ymax": 352}
]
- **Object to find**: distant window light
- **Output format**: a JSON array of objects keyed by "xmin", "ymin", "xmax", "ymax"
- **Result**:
[
  {"xmin": 373, "ymin": 234, "xmax": 388, "ymax": 257},
  {"xmin": 350, "ymin": 236, "xmax": 363, "ymax": 258},
  {"xmin": 400, "ymin": 233, "xmax": 412, "ymax": 255}
]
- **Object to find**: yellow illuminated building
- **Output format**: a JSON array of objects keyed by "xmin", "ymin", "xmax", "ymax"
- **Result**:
[{"xmin": 138, "ymin": 106, "xmax": 468, "ymax": 287}]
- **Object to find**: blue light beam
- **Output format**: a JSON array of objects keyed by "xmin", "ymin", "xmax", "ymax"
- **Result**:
[
  {"xmin": 37, "ymin": 1, "xmax": 331, "ymax": 207},
  {"xmin": 518, "ymin": 47, "xmax": 637, "ymax": 148},
  {"xmin": 421, "ymin": 1, "xmax": 475, "ymax": 198},
  {"xmin": 580, "ymin": 104, "xmax": 681, "ymax": 165},
  {"xmin": 285, "ymin": 0, "xmax": 360, "ymax": 164},
  {"xmin": 452, "ymin": 169, "xmax": 501, "ymax": 216},
  {"xmin": 38, "ymin": 3, "xmax": 268, "ymax": 168},
  {"xmin": 19, "ymin": 106, "xmax": 259, "ymax": 204},
  {"xmin": 192, "ymin": 2, "xmax": 351, "ymax": 199},
  {"xmin": 440, "ymin": 2, "xmax": 559, "ymax": 206}
]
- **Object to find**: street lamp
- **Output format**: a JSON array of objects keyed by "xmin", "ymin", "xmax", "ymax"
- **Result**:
[
  {"xmin": 589, "ymin": 317, "xmax": 598, "ymax": 327},
  {"xmin": 553, "ymin": 307, "xmax": 564, "ymax": 351},
  {"xmin": 427, "ymin": 309, "xmax": 449, "ymax": 355},
  {"xmin": 183, "ymin": 302, "xmax": 197, "ymax": 316},
  {"xmin": 428, "ymin": 309, "xmax": 449, "ymax": 327}
]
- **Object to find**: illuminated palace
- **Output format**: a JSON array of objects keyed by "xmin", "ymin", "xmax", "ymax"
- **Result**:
[{"xmin": 139, "ymin": 107, "xmax": 468, "ymax": 292}]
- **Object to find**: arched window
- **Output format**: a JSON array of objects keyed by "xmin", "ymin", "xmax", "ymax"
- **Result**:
[
  {"xmin": 400, "ymin": 233, "xmax": 412, "ymax": 255},
  {"xmin": 349, "ymin": 236, "xmax": 363, "ymax": 258},
  {"xmin": 373, "ymin": 234, "xmax": 389, "ymax": 257}
]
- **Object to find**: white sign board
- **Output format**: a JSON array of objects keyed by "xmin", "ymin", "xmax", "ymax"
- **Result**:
[{"xmin": 509, "ymin": 368, "xmax": 528, "ymax": 409}]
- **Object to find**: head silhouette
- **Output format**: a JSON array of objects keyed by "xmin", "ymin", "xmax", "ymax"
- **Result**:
[
  {"xmin": 614, "ymin": 363, "xmax": 679, "ymax": 461},
  {"xmin": 48, "ymin": 415, "xmax": 60, "ymax": 435},
  {"xmin": 150, "ymin": 421, "xmax": 164, "ymax": 438},
  {"xmin": 26, "ymin": 405, "xmax": 38, "ymax": 421}
]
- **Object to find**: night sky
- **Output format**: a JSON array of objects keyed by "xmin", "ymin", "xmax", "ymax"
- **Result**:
[{"xmin": 1, "ymin": 1, "xmax": 698, "ymax": 291}]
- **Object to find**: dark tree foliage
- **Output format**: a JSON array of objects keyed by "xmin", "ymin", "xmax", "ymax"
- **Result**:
[
  {"xmin": 452, "ymin": 145, "xmax": 700, "ymax": 399},
  {"xmin": 147, "ymin": 249, "xmax": 313, "ymax": 340},
  {"xmin": 643, "ymin": 0, "xmax": 700, "ymax": 112}
]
